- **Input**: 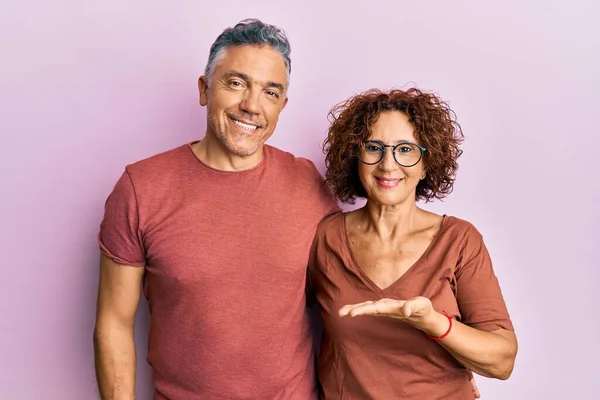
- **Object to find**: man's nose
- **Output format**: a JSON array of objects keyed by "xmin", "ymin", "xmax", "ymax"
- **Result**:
[{"xmin": 239, "ymin": 88, "xmax": 261, "ymax": 115}]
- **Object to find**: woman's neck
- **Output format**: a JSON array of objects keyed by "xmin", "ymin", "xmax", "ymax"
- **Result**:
[{"xmin": 357, "ymin": 200, "xmax": 422, "ymax": 241}]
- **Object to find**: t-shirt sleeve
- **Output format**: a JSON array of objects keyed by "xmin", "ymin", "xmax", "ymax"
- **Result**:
[
  {"xmin": 98, "ymin": 169, "xmax": 146, "ymax": 267},
  {"xmin": 319, "ymin": 177, "xmax": 342, "ymax": 217},
  {"xmin": 454, "ymin": 226, "xmax": 514, "ymax": 332},
  {"xmin": 304, "ymin": 159, "xmax": 341, "ymax": 217}
]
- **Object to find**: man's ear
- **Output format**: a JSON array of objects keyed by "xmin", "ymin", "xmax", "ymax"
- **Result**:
[
  {"xmin": 281, "ymin": 96, "xmax": 289, "ymax": 111},
  {"xmin": 198, "ymin": 76, "xmax": 209, "ymax": 106}
]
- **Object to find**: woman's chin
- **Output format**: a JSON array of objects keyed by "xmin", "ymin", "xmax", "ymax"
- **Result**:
[{"xmin": 367, "ymin": 193, "xmax": 412, "ymax": 208}]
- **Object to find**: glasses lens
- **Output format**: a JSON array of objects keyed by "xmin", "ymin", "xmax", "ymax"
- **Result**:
[
  {"xmin": 359, "ymin": 142, "xmax": 384, "ymax": 164},
  {"xmin": 394, "ymin": 143, "xmax": 422, "ymax": 166}
]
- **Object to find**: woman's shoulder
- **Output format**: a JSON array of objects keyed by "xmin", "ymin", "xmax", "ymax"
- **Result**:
[
  {"xmin": 310, "ymin": 212, "xmax": 347, "ymax": 263},
  {"xmin": 440, "ymin": 215, "xmax": 485, "ymax": 243},
  {"xmin": 315, "ymin": 211, "xmax": 346, "ymax": 236}
]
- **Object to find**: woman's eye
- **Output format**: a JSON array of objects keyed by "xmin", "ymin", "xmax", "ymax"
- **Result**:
[{"xmin": 366, "ymin": 145, "xmax": 382, "ymax": 152}]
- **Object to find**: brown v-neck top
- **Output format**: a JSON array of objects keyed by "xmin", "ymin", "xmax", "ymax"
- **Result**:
[{"xmin": 307, "ymin": 212, "xmax": 514, "ymax": 400}]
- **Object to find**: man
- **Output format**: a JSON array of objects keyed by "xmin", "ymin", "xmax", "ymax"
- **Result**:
[
  {"xmin": 94, "ymin": 18, "xmax": 338, "ymax": 400},
  {"xmin": 93, "ymin": 18, "xmax": 481, "ymax": 400}
]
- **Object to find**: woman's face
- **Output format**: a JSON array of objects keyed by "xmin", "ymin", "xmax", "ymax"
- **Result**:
[{"xmin": 357, "ymin": 111, "xmax": 426, "ymax": 207}]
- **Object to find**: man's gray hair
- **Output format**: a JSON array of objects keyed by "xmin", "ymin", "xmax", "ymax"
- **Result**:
[{"xmin": 204, "ymin": 18, "xmax": 292, "ymax": 86}]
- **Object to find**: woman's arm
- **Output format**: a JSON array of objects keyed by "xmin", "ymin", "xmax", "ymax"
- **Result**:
[
  {"xmin": 420, "ymin": 308, "xmax": 517, "ymax": 379},
  {"xmin": 339, "ymin": 296, "xmax": 518, "ymax": 380}
]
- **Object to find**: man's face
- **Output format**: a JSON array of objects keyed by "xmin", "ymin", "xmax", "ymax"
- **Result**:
[{"xmin": 198, "ymin": 45, "xmax": 289, "ymax": 157}]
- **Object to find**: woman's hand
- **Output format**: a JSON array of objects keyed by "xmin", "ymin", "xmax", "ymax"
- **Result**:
[
  {"xmin": 338, "ymin": 297, "xmax": 450, "ymax": 337},
  {"xmin": 339, "ymin": 297, "xmax": 517, "ymax": 380}
]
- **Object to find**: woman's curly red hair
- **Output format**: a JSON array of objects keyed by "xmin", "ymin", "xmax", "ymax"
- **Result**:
[{"xmin": 323, "ymin": 88, "xmax": 464, "ymax": 203}]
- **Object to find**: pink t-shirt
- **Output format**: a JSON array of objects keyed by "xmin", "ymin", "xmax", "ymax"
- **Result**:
[{"xmin": 98, "ymin": 143, "xmax": 339, "ymax": 399}]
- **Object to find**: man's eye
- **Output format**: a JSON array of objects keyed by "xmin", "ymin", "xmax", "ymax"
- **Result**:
[
  {"xmin": 229, "ymin": 81, "xmax": 243, "ymax": 87},
  {"xmin": 266, "ymin": 90, "xmax": 279, "ymax": 98}
]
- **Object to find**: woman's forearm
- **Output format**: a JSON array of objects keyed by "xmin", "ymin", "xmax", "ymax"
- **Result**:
[
  {"xmin": 338, "ymin": 297, "xmax": 518, "ymax": 379},
  {"xmin": 421, "ymin": 311, "xmax": 518, "ymax": 380}
]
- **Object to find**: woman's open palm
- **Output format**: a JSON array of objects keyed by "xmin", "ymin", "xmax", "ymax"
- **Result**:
[{"xmin": 338, "ymin": 296, "xmax": 434, "ymax": 323}]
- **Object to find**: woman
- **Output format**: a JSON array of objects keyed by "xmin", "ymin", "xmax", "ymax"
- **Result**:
[{"xmin": 307, "ymin": 88, "xmax": 518, "ymax": 399}]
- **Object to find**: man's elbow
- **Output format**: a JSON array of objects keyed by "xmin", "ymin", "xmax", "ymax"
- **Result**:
[
  {"xmin": 93, "ymin": 315, "xmax": 135, "ymax": 348},
  {"xmin": 93, "ymin": 322, "xmax": 110, "ymax": 357}
]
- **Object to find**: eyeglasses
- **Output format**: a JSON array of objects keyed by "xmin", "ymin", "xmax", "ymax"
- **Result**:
[{"xmin": 358, "ymin": 140, "xmax": 426, "ymax": 167}]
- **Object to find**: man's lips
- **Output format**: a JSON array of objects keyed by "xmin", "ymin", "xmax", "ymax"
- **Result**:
[{"xmin": 229, "ymin": 116, "xmax": 262, "ymax": 131}]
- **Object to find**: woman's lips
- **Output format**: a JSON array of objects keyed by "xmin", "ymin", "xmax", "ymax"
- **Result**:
[{"xmin": 375, "ymin": 177, "xmax": 402, "ymax": 189}]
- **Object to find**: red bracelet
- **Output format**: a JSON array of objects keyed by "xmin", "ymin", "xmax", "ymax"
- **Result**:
[{"xmin": 425, "ymin": 310, "xmax": 453, "ymax": 341}]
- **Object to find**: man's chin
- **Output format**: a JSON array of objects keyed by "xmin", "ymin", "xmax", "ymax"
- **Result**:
[
  {"xmin": 230, "ymin": 147, "xmax": 259, "ymax": 157},
  {"xmin": 224, "ymin": 140, "xmax": 262, "ymax": 157},
  {"xmin": 216, "ymin": 131, "xmax": 267, "ymax": 158}
]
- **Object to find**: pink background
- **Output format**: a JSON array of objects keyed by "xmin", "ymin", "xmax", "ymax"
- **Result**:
[{"xmin": 1, "ymin": 1, "xmax": 598, "ymax": 398}]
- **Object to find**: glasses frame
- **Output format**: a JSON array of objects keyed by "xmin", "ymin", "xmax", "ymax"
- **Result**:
[{"xmin": 358, "ymin": 140, "xmax": 427, "ymax": 168}]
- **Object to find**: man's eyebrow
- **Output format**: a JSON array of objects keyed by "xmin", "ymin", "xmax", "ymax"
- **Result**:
[
  {"xmin": 223, "ymin": 70, "xmax": 285, "ymax": 92},
  {"xmin": 265, "ymin": 81, "xmax": 285, "ymax": 92},
  {"xmin": 223, "ymin": 71, "xmax": 251, "ymax": 82}
]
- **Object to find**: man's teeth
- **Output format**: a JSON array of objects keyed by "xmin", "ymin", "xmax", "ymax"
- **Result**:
[{"xmin": 233, "ymin": 119, "xmax": 258, "ymax": 130}]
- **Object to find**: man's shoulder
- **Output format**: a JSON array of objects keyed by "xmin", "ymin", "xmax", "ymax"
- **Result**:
[
  {"xmin": 265, "ymin": 144, "xmax": 322, "ymax": 178},
  {"xmin": 265, "ymin": 145, "xmax": 339, "ymax": 215},
  {"xmin": 124, "ymin": 143, "xmax": 191, "ymax": 178}
]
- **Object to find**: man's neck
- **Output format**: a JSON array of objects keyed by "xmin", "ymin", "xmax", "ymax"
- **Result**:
[{"xmin": 191, "ymin": 134, "xmax": 264, "ymax": 172}]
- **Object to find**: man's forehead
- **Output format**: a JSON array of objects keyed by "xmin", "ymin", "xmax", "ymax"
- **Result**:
[{"xmin": 215, "ymin": 46, "xmax": 288, "ymax": 87}]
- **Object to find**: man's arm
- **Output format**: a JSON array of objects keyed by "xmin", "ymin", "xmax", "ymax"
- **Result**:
[{"xmin": 94, "ymin": 253, "xmax": 144, "ymax": 400}]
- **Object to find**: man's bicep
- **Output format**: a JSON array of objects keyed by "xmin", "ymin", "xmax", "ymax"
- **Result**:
[{"xmin": 96, "ymin": 253, "xmax": 144, "ymax": 328}]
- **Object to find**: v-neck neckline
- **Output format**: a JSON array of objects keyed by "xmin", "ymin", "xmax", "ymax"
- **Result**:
[{"xmin": 340, "ymin": 212, "xmax": 450, "ymax": 295}]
